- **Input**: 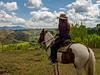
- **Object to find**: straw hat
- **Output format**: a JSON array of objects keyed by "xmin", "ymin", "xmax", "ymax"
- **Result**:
[{"xmin": 57, "ymin": 13, "xmax": 67, "ymax": 19}]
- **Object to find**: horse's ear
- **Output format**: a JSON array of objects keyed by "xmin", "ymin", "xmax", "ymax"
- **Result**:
[
  {"xmin": 42, "ymin": 29, "xmax": 44, "ymax": 32},
  {"xmin": 40, "ymin": 29, "xmax": 44, "ymax": 35},
  {"xmin": 39, "ymin": 29, "xmax": 45, "ymax": 43}
]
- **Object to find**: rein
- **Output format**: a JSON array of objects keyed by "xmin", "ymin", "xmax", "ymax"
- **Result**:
[
  {"xmin": 41, "ymin": 37, "xmax": 53, "ymax": 44},
  {"xmin": 41, "ymin": 37, "xmax": 54, "ymax": 51}
]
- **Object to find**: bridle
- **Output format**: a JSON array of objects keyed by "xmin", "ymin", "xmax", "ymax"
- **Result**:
[{"xmin": 40, "ymin": 32, "xmax": 54, "ymax": 51}]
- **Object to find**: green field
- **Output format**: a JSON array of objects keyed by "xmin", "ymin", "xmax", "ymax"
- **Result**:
[{"xmin": 0, "ymin": 48, "xmax": 99, "ymax": 75}]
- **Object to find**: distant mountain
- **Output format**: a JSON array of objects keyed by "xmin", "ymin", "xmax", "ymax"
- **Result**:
[{"xmin": 0, "ymin": 26, "xmax": 25, "ymax": 30}]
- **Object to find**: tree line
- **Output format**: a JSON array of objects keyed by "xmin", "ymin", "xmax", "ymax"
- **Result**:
[
  {"xmin": 70, "ymin": 23, "xmax": 100, "ymax": 48},
  {"xmin": 0, "ymin": 24, "xmax": 100, "ymax": 51}
]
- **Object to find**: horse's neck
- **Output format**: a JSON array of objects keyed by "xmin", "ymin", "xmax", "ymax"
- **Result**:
[
  {"xmin": 45, "ymin": 32, "xmax": 54, "ymax": 47},
  {"xmin": 44, "ymin": 32, "xmax": 54, "ymax": 57}
]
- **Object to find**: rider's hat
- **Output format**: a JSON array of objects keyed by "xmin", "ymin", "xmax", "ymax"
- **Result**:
[{"xmin": 57, "ymin": 13, "xmax": 67, "ymax": 19}]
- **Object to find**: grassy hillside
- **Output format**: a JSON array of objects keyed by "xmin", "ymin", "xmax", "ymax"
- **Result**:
[
  {"xmin": 0, "ymin": 48, "xmax": 99, "ymax": 75},
  {"xmin": 0, "ymin": 28, "xmax": 99, "ymax": 75}
]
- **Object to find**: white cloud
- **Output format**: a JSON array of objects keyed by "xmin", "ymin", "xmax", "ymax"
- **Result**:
[
  {"xmin": 4, "ymin": 2, "xmax": 18, "ymax": 11},
  {"xmin": 40, "ymin": 7, "xmax": 49, "ymax": 11},
  {"xmin": 0, "ymin": 10, "xmax": 12, "ymax": 20},
  {"xmin": 28, "ymin": 10, "xmax": 63, "ymax": 28},
  {"xmin": 0, "ymin": 10, "xmax": 25, "ymax": 26},
  {"xmin": 0, "ymin": 1, "xmax": 18, "ymax": 11},
  {"xmin": 27, "ymin": 0, "xmax": 42, "ymax": 8},
  {"xmin": 24, "ymin": 20, "xmax": 57, "ymax": 29},
  {"xmin": 14, "ymin": 17, "xmax": 25, "ymax": 24},
  {"xmin": 28, "ymin": 10, "xmax": 75, "ymax": 28},
  {"xmin": 66, "ymin": 0, "xmax": 100, "ymax": 27},
  {"xmin": 96, "ymin": 0, "xmax": 100, "ymax": 4},
  {"xmin": 59, "ymin": 8, "xmax": 66, "ymax": 11},
  {"xmin": 11, "ymin": 12, "xmax": 16, "ymax": 16},
  {"xmin": 67, "ymin": 0, "xmax": 99, "ymax": 16},
  {"xmin": 30, "ymin": 10, "xmax": 56, "ymax": 21}
]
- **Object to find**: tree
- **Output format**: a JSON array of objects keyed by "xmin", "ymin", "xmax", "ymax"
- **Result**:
[
  {"xmin": 96, "ymin": 24, "xmax": 100, "ymax": 35},
  {"xmin": 71, "ymin": 24, "xmax": 87, "ymax": 41}
]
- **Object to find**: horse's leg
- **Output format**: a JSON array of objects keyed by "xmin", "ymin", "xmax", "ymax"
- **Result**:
[
  {"xmin": 74, "ymin": 58, "xmax": 83, "ymax": 75},
  {"xmin": 53, "ymin": 64, "xmax": 56, "ymax": 75},
  {"xmin": 56, "ymin": 62, "xmax": 60, "ymax": 75},
  {"xmin": 76, "ymin": 68, "xmax": 82, "ymax": 75}
]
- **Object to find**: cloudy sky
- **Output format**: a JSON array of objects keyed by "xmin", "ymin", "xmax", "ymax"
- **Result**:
[{"xmin": 0, "ymin": 0, "xmax": 100, "ymax": 28}]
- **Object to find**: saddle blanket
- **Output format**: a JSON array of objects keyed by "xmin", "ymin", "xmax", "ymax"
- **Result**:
[{"xmin": 58, "ymin": 43, "xmax": 73, "ymax": 52}]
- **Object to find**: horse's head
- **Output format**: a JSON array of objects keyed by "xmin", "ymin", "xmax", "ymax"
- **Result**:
[{"xmin": 38, "ymin": 28, "xmax": 48, "ymax": 43}]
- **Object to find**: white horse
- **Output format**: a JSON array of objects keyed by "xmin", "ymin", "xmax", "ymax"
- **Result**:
[{"xmin": 38, "ymin": 29, "xmax": 95, "ymax": 75}]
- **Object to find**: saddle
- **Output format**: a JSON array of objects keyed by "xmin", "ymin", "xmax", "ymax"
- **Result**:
[
  {"xmin": 58, "ymin": 40, "xmax": 73, "ymax": 52},
  {"xmin": 58, "ymin": 40, "xmax": 75, "ymax": 64}
]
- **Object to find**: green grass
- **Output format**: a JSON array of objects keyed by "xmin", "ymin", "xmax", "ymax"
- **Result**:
[{"xmin": 0, "ymin": 49, "xmax": 99, "ymax": 75}]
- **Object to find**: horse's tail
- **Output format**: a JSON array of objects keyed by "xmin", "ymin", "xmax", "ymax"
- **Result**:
[{"xmin": 85, "ymin": 48, "xmax": 95, "ymax": 75}]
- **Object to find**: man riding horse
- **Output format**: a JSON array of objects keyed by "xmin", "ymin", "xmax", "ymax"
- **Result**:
[
  {"xmin": 50, "ymin": 13, "xmax": 71, "ymax": 63},
  {"xmin": 38, "ymin": 14, "xmax": 95, "ymax": 75}
]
